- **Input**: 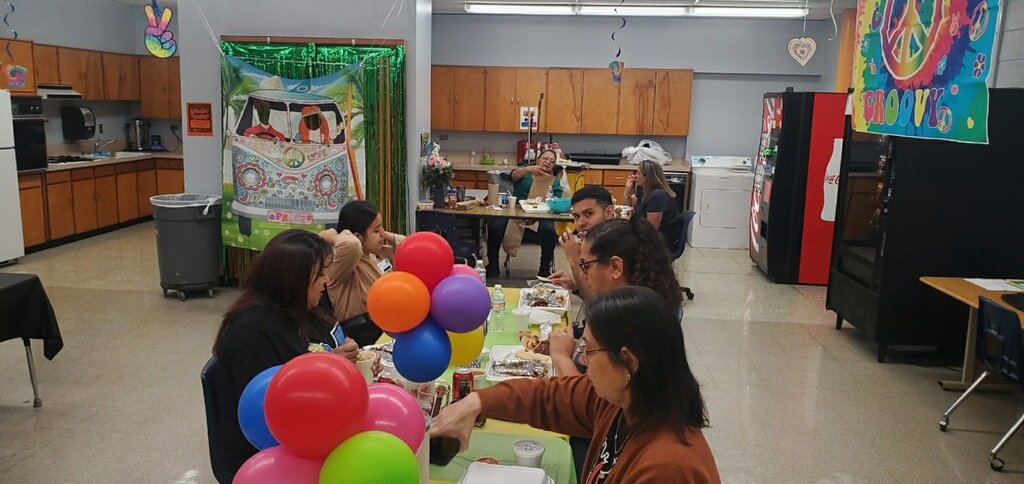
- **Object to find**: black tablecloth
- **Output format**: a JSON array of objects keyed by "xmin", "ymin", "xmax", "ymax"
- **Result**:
[{"xmin": 0, "ymin": 273, "xmax": 63, "ymax": 359}]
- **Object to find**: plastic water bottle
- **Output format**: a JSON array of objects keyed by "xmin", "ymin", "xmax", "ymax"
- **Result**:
[
  {"xmin": 475, "ymin": 260, "xmax": 487, "ymax": 286},
  {"xmin": 490, "ymin": 285, "xmax": 506, "ymax": 331}
]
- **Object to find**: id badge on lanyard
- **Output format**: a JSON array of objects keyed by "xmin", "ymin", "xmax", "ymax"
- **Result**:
[{"xmin": 377, "ymin": 257, "xmax": 394, "ymax": 274}]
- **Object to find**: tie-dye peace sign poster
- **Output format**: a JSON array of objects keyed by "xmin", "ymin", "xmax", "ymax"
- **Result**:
[{"xmin": 852, "ymin": 0, "xmax": 1000, "ymax": 144}]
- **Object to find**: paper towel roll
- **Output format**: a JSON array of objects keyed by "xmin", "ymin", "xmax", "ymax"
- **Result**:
[{"xmin": 487, "ymin": 183, "xmax": 499, "ymax": 205}]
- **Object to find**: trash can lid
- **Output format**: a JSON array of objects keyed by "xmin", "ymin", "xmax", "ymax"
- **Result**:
[{"xmin": 150, "ymin": 194, "xmax": 222, "ymax": 208}]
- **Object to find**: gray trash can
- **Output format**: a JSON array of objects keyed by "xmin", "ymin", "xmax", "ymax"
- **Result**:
[{"xmin": 150, "ymin": 194, "xmax": 223, "ymax": 301}]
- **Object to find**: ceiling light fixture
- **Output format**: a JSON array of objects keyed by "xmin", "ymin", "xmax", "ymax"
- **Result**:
[{"xmin": 463, "ymin": 3, "xmax": 809, "ymax": 19}]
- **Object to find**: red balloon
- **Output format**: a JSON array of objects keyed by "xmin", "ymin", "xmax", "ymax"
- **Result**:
[
  {"xmin": 450, "ymin": 264, "xmax": 482, "ymax": 281},
  {"xmin": 264, "ymin": 353, "xmax": 369, "ymax": 459},
  {"xmin": 395, "ymin": 232, "xmax": 454, "ymax": 291}
]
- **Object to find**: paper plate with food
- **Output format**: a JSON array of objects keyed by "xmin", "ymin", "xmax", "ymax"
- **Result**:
[
  {"xmin": 518, "ymin": 283, "xmax": 570, "ymax": 315},
  {"xmin": 485, "ymin": 341, "xmax": 553, "ymax": 382}
]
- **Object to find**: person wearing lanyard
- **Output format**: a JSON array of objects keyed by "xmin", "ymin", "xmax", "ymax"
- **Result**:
[
  {"xmin": 318, "ymin": 201, "xmax": 405, "ymax": 347},
  {"xmin": 430, "ymin": 286, "xmax": 720, "ymax": 483},
  {"xmin": 625, "ymin": 159, "xmax": 683, "ymax": 249},
  {"xmin": 210, "ymin": 230, "xmax": 361, "ymax": 482}
]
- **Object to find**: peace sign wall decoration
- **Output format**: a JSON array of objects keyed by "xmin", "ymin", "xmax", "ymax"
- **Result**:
[{"xmin": 144, "ymin": 0, "xmax": 177, "ymax": 58}]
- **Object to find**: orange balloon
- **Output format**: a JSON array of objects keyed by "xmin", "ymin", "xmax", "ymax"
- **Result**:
[{"xmin": 367, "ymin": 272, "xmax": 430, "ymax": 333}]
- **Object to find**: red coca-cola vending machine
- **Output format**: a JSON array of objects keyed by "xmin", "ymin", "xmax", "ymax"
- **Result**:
[{"xmin": 749, "ymin": 90, "xmax": 846, "ymax": 285}]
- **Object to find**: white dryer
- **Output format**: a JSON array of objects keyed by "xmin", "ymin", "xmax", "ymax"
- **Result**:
[{"xmin": 687, "ymin": 155, "xmax": 754, "ymax": 249}]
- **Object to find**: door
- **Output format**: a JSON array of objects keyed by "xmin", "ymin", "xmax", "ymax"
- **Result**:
[
  {"xmin": 102, "ymin": 54, "xmax": 141, "ymax": 101},
  {"xmin": 117, "ymin": 168, "xmax": 139, "ymax": 222},
  {"xmin": 46, "ymin": 179, "xmax": 74, "ymax": 240},
  {"xmin": 581, "ymin": 69, "xmax": 619, "ymax": 134},
  {"xmin": 545, "ymin": 69, "xmax": 582, "ymax": 134},
  {"xmin": 0, "ymin": 40, "xmax": 36, "ymax": 94},
  {"xmin": 18, "ymin": 175, "xmax": 46, "ymax": 247},
  {"xmin": 617, "ymin": 69, "xmax": 656, "ymax": 135},
  {"xmin": 95, "ymin": 174, "xmax": 118, "ymax": 228},
  {"xmin": 484, "ymin": 67, "xmax": 516, "ymax": 132},
  {"xmin": 653, "ymin": 70, "xmax": 693, "ymax": 136},
  {"xmin": 72, "ymin": 176, "xmax": 98, "ymax": 234},
  {"xmin": 452, "ymin": 67, "xmax": 486, "ymax": 131},
  {"xmin": 0, "ymin": 150, "xmax": 25, "ymax": 260},
  {"xmin": 33, "ymin": 44, "xmax": 60, "ymax": 86},
  {"xmin": 515, "ymin": 68, "xmax": 547, "ymax": 132},
  {"xmin": 430, "ymin": 66, "xmax": 454, "ymax": 130},
  {"xmin": 139, "ymin": 56, "xmax": 170, "ymax": 119},
  {"xmin": 137, "ymin": 167, "xmax": 157, "ymax": 217},
  {"xmin": 700, "ymin": 186, "xmax": 754, "ymax": 229}
]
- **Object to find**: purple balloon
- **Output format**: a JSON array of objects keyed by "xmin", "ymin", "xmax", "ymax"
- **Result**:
[{"xmin": 430, "ymin": 275, "xmax": 491, "ymax": 333}]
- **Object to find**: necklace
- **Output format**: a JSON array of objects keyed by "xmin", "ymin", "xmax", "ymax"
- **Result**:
[{"xmin": 613, "ymin": 411, "xmax": 632, "ymax": 454}]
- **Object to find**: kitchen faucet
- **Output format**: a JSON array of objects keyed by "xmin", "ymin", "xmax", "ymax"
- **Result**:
[{"xmin": 93, "ymin": 139, "xmax": 116, "ymax": 153}]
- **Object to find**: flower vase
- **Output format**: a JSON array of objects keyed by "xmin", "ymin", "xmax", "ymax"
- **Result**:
[{"xmin": 431, "ymin": 186, "xmax": 447, "ymax": 208}]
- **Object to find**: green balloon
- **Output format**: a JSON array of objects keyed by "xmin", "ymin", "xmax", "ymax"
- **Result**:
[{"xmin": 320, "ymin": 430, "xmax": 420, "ymax": 484}]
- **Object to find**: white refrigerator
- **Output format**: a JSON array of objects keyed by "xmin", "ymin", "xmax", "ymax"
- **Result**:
[{"xmin": 0, "ymin": 90, "xmax": 25, "ymax": 264}]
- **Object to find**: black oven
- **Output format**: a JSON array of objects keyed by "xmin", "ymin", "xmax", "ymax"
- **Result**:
[{"xmin": 11, "ymin": 96, "xmax": 47, "ymax": 172}]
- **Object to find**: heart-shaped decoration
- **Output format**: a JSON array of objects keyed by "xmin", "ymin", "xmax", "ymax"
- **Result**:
[{"xmin": 788, "ymin": 37, "xmax": 817, "ymax": 67}]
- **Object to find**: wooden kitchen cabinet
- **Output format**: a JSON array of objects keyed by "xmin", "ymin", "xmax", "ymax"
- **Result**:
[
  {"xmin": 545, "ymin": 69, "xmax": 583, "ymax": 134},
  {"xmin": 136, "ymin": 160, "xmax": 157, "ymax": 217},
  {"xmin": 430, "ymin": 66, "xmax": 454, "ymax": 130},
  {"xmin": 33, "ymin": 44, "xmax": 59, "ymax": 86},
  {"xmin": 515, "ymin": 68, "xmax": 546, "ymax": 129},
  {"xmin": 45, "ymin": 171, "xmax": 74, "ymax": 240},
  {"xmin": 94, "ymin": 166, "xmax": 119, "ymax": 228},
  {"xmin": 653, "ymin": 69, "xmax": 693, "ymax": 136},
  {"xmin": 156, "ymin": 158, "xmax": 184, "ymax": 194},
  {"xmin": 0, "ymin": 40, "xmax": 36, "ymax": 94},
  {"xmin": 102, "ymin": 53, "xmax": 141, "ymax": 101},
  {"xmin": 116, "ymin": 163, "xmax": 139, "ymax": 222},
  {"xmin": 18, "ymin": 174, "xmax": 47, "ymax": 247},
  {"xmin": 484, "ymin": 67, "xmax": 516, "ymax": 132},
  {"xmin": 581, "ymin": 69, "xmax": 620, "ymax": 134},
  {"xmin": 451, "ymin": 67, "xmax": 486, "ymax": 131},
  {"xmin": 139, "ymin": 56, "xmax": 182, "ymax": 119},
  {"xmin": 617, "ymin": 69, "xmax": 656, "ymax": 135},
  {"xmin": 58, "ymin": 47, "xmax": 105, "ymax": 99},
  {"xmin": 71, "ymin": 168, "xmax": 98, "ymax": 234},
  {"xmin": 579, "ymin": 169, "xmax": 603, "ymax": 186}
]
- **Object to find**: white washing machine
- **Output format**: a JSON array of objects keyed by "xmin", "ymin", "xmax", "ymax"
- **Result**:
[{"xmin": 687, "ymin": 155, "xmax": 754, "ymax": 249}]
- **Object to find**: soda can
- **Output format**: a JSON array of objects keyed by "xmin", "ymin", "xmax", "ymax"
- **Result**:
[
  {"xmin": 377, "ymin": 371, "xmax": 398, "ymax": 386},
  {"xmin": 499, "ymin": 192, "xmax": 510, "ymax": 207},
  {"xmin": 452, "ymin": 368, "xmax": 474, "ymax": 401}
]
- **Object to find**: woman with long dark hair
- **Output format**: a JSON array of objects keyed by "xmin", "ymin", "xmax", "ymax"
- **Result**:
[
  {"xmin": 625, "ymin": 159, "xmax": 683, "ymax": 248},
  {"xmin": 430, "ymin": 286, "xmax": 719, "ymax": 483},
  {"xmin": 211, "ymin": 230, "xmax": 360, "ymax": 481},
  {"xmin": 318, "ymin": 200, "xmax": 404, "ymax": 346}
]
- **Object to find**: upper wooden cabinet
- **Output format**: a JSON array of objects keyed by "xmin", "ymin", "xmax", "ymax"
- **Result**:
[
  {"xmin": 515, "ymin": 68, "xmax": 546, "ymax": 131},
  {"xmin": 430, "ymin": 67, "xmax": 455, "ymax": 130},
  {"xmin": 653, "ymin": 69, "xmax": 694, "ymax": 136},
  {"xmin": 33, "ymin": 44, "xmax": 59, "ymax": 86},
  {"xmin": 617, "ymin": 69, "xmax": 657, "ymax": 135},
  {"xmin": 102, "ymin": 53, "xmax": 141, "ymax": 101},
  {"xmin": 484, "ymin": 67, "xmax": 516, "ymax": 132},
  {"xmin": 139, "ymin": 56, "xmax": 182, "ymax": 119},
  {"xmin": 58, "ymin": 47, "xmax": 105, "ymax": 99},
  {"xmin": 451, "ymin": 67, "xmax": 485, "ymax": 131},
  {"xmin": 545, "ymin": 69, "xmax": 583, "ymax": 134},
  {"xmin": 581, "ymin": 68, "xmax": 620, "ymax": 135},
  {"xmin": 0, "ymin": 40, "xmax": 36, "ymax": 94}
]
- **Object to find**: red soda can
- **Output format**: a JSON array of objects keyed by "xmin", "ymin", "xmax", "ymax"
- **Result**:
[{"xmin": 452, "ymin": 368, "xmax": 474, "ymax": 401}]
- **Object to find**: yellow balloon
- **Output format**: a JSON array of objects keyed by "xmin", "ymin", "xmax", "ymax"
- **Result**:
[{"xmin": 448, "ymin": 327, "xmax": 485, "ymax": 368}]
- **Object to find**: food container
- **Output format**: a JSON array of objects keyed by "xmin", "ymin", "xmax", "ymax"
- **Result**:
[
  {"xmin": 545, "ymin": 197, "xmax": 571, "ymax": 213},
  {"xmin": 512, "ymin": 440, "xmax": 546, "ymax": 468},
  {"xmin": 518, "ymin": 286, "xmax": 571, "ymax": 315},
  {"xmin": 512, "ymin": 307, "xmax": 533, "ymax": 330},
  {"xmin": 458, "ymin": 461, "xmax": 549, "ymax": 484},
  {"xmin": 529, "ymin": 308, "xmax": 560, "ymax": 327}
]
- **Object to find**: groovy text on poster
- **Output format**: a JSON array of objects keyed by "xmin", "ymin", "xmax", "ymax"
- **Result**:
[{"xmin": 860, "ymin": 87, "xmax": 949, "ymax": 130}]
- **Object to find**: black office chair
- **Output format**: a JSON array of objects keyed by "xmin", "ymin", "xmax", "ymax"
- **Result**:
[
  {"xmin": 671, "ymin": 210, "xmax": 696, "ymax": 301},
  {"xmin": 201, "ymin": 356, "xmax": 233, "ymax": 484},
  {"xmin": 939, "ymin": 297, "xmax": 1024, "ymax": 471}
]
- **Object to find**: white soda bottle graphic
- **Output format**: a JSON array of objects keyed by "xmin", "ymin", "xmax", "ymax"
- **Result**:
[{"xmin": 821, "ymin": 138, "xmax": 842, "ymax": 222}]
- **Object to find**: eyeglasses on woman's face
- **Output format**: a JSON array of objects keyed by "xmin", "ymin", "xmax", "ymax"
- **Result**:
[
  {"xmin": 579, "ymin": 340, "xmax": 608, "ymax": 365},
  {"xmin": 578, "ymin": 257, "xmax": 609, "ymax": 275}
]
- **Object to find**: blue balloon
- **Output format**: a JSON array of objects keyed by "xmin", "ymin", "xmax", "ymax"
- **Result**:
[
  {"xmin": 238, "ymin": 365, "xmax": 281, "ymax": 450},
  {"xmin": 392, "ymin": 319, "xmax": 451, "ymax": 383},
  {"xmin": 430, "ymin": 275, "xmax": 491, "ymax": 333}
]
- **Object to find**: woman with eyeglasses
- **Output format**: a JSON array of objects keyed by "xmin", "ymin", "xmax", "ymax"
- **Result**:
[
  {"xmin": 210, "ymin": 230, "xmax": 363, "ymax": 482},
  {"xmin": 625, "ymin": 159, "xmax": 683, "ymax": 249},
  {"xmin": 430, "ymin": 286, "xmax": 719, "ymax": 483}
]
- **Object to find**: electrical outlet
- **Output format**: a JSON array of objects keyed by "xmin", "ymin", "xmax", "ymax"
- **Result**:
[{"xmin": 439, "ymin": 134, "xmax": 448, "ymax": 140}]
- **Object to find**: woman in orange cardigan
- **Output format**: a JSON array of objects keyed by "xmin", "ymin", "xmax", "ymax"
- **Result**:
[{"xmin": 430, "ymin": 286, "xmax": 719, "ymax": 483}]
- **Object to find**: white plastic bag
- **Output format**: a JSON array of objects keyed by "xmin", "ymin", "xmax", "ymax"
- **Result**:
[{"xmin": 622, "ymin": 139, "xmax": 672, "ymax": 165}]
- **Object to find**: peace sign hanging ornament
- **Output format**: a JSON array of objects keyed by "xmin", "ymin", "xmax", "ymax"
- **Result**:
[{"xmin": 144, "ymin": 0, "xmax": 177, "ymax": 58}]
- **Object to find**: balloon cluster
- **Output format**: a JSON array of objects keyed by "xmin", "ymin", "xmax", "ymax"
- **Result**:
[
  {"xmin": 231, "ymin": 232, "xmax": 490, "ymax": 483},
  {"xmin": 368, "ymin": 231, "xmax": 491, "ymax": 382},
  {"xmin": 236, "ymin": 354, "xmax": 426, "ymax": 483}
]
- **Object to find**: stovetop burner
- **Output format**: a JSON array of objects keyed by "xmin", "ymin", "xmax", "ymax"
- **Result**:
[{"xmin": 47, "ymin": 155, "xmax": 92, "ymax": 163}]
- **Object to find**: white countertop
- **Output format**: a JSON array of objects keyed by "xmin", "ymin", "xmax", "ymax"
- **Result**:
[{"xmin": 44, "ymin": 152, "xmax": 184, "ymax": 172}]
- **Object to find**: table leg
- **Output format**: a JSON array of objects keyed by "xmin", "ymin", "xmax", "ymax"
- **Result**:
[
  {"xmin": 938, "ymin": 308, "xmax": 1011, "ymax": 392},
  {"xmin": 22, "ymin": 338, "xmax": 42, "ymax": 407}
]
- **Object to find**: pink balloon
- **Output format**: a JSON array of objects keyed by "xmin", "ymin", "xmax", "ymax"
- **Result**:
[
  {"xmin": 362, "ymin": 383, "xmax": 427, "ymax": 452},
  {"xmin": 234, "ymin": 446, "xmax": 322, "ymax": 484},
  {"xmin": 450, "ymin": 264, "xmax": 481, "ymax": 280}
]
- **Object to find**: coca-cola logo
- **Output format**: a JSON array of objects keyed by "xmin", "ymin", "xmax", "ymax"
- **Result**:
[{"xmin": 824, "ymin": 174, "xmax": 840, "ymax": 185}]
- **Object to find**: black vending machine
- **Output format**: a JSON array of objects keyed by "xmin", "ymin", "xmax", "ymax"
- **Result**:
[{"xmin": 827, "ymin": 88, "xmax": 1024, "ymax": 362}]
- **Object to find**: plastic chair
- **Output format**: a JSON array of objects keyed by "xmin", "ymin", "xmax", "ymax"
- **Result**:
[
  {"xmin": 671, "ymin": 210, "xmax": 696, "ymax": 301},
  {"xmin": 939, "ymin": 297, "xmax": 1024, "ymax": 471},
  {"xmin": 201, "ymin": 356, "xmax": 232, "ymax": 484}
]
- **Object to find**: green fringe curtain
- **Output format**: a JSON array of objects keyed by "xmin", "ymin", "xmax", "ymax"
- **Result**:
[{"xmin": 220, "ymin": 41, "xmax": 407, "ymax": 233}]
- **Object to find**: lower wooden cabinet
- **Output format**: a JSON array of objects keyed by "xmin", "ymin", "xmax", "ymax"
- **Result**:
[
  {"xmin": 45, "ymin": 171, "xmax": 75, "ymax": 240},
  {"xmin": 71, "ymin": 173, "xmax": 98, "ymax": 234},
  {"xmin": 137, "ymin": 160, "xmax": 157, "ymax": 217},
  {"xmin": 18, "ymin": 175, "xmax": 47, "ymax": 247},
  {"xmin": 156, "ymin": 158, "xmax": 184, "ymax": 194},
  {"xmin": 116, "ymin": 162, "xmax": 139, "ymax": 222},
  {"xmin": 94, "ymin": 166, "xmax": 119, "ymax": 229}
]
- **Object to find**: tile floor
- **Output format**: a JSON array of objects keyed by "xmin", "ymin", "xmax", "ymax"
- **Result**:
[{"xmin": 1, "ymin": 222, "xmax": 1022, "ymax": 483}]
